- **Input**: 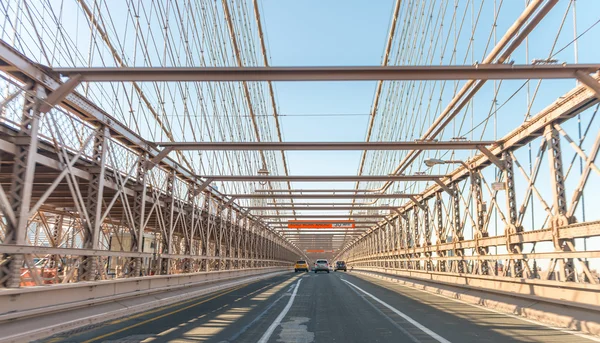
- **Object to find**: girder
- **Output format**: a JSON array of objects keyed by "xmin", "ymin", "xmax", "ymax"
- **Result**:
[
  {"xmin": 54, "ymin": 64, "xmax": 600, "ymax": 82},
  {"xmin": 197, "ymin": 175, "xmax": 446, "ymax": 182},
  {"xmin": 156, "ymin": 141, "xmax": 495, "ymax": 150}
]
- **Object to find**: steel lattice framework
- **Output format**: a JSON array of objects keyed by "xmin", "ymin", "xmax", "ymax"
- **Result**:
[{"xmin": 0, "ymin": 0, "xmax": 597, "ymax": 310}]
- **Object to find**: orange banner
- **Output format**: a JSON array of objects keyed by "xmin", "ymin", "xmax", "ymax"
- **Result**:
[{"xmin": 288, "ymin": 220, "xmax": 355, "ymax": 229}]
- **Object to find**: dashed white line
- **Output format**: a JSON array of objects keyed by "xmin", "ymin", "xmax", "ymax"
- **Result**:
[
  {"xmin": 342, "ymin": 279, "xmax": 451, "ymax": 343},
  {"xmin": 257, "ymin": 279, "xmax": 302, "ymax": 343}
]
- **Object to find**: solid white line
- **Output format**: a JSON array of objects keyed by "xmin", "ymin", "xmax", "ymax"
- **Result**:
[
  {"xmin": 257, "ymin": 279, "xmax": 302, "ymax": 343},
  {"xmin": 342, "ymin": 279, "xmax": 451, "ymax": 343},
  {"xmin": 356, "ymin": 271, "xmax": 600, "ymax": 342}
]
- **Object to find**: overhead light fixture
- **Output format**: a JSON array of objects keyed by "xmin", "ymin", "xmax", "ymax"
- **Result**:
[
  {"xmin": 257, "ymin": 167, "xmax": 269, "ymax": 186},
  {"xmin": 424, "ymin": 158, "xmax": 446, "ymax": 167}
]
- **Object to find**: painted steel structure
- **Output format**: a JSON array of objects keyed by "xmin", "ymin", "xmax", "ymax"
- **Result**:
[
  {"xmin": 0, "ymin": 41, "xmax": 303, "ymax": 288},
  {"xmin": 155, "ymin": 141, "xmax": 496, "ymax": 150},
  {"xmin": 53, "ymin": 64, "xmax": 600, "ymax": 82},
  {"xmin": 0, "ymin": 1, "xmax": 597, "ymax": 320},
  {"xmin": 336, "ymin": 78, "xmax": 600, "ymax": 288}
]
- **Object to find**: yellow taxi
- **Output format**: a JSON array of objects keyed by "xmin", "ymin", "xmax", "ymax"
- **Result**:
[{"xmin": 294, "ymin": 260, "xmax": 309, "ymax": 272}]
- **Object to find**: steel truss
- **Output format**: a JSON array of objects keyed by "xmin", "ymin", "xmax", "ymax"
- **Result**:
[
  {"xmin": 0, "ymin": 42, "xmax": 303, "ymax": 288},
  {"xmin": 337, "ymin": 77, "xmax": 600, "ymax": 289}
]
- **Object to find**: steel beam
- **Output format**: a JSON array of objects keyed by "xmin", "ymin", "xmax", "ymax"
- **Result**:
[
  {"xmin": 285, "ymin": 236, "xmax": 362, "ymax": 238},
  {"xmin": 266, "ymin": 202, "xmax": 385, "ymax": 206},
  {"xmin": 1, "ymin": 84, "xmax": 44, "ymax": 288},
  {"xmin": 156, "ymin": 141, "xmax": 496, "ymax": 150},
  {"xmin": 276, "ymin": 229, "xmax": 371, "ymax": 231},
  {"xmin": 198, "ymin": 175, "xmax": 444, "ymax": 182},
  {"xmin": 254, "ymin": 189, "xmax": 389, "ymax": 193},
  {"xmin": 268, "ymin": 221, "xmax": 379, "ymax": 224},
  {"xmin": 225, "ymin": 193, "xmax": 414, "ymax": 199},
  {"xmin": 258, "ymin": 215, "xmax": 389, "ymax": 218},
  {"xmin": 54, "ymin": 64, "xmax": 600, "ymax": 82},
  {"xmin": 39, "ymin": 74, "xmax": 82, "ymax": 113},
  {"xmin": 248, "ymin": 206, "xmax": 397, "ymax": 211},
  {"xmin": 279, "ymin": 231, "xmax": 367, "ymax": 233},
  {"xmin": 575, "ymin": 71, "xmax": 600, "ymax": 98}
]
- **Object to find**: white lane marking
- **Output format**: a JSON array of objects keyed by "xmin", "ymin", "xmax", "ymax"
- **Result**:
[
  {"xmin": 257, "ymin": 279, "xmax": 302, "ymax": 343},
  {"xmin": 344, "ymin": 279, "xmax": 421, "ymax": 343},
  {"xmin": 356, "ymin": 272, "xmax": 600, "ymax": 342},
  {"xmin": 342, "ymin": 279, "xmax": 451, "ymax": 343}
]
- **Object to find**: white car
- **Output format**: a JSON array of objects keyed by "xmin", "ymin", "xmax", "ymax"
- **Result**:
[{"xmin": 314, "ymin": 259, "xmax": 329, "ymax": 273}]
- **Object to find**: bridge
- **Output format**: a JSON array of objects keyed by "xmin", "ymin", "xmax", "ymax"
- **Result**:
[{"xmin": 0, "ymin": 0, "xmax": 599, "ymax": 342}]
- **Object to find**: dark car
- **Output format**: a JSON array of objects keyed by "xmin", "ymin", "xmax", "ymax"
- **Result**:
[{"xmin": 334, "ymin": 261, "xmax": 347, "ymax": 272}]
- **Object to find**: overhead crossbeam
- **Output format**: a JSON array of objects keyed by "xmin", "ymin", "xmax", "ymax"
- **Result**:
[
  {"xmin": 54, "ymin": 64, "xmax": 600, "ymax": 82},
  {"xmin": 248, "ymin": 206, "xmax": 397, "ymax": 211},
  {"xmin": 197, "ymin": 175, "xmax": 445, "ymax": 182},
  {"xmin": 225, "ymin": 193, "xmax": 416, "ymax": 199},
  {"xmin": 266, "ymin": 202, "xmax": 382, "ymax": 206},
  {"xmin": 254, "ymin": 189, "xmax": 383, "ymax": 193},
  {"xmin": 155, "ymin": 141, "xmax": 496, "ymax": 150},
  {"xmin": 258, "ymin": 215, "xmax": 390, "ymax": 218}
]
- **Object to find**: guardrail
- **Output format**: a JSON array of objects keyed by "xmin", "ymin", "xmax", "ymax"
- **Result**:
[{"xmin": 0, "ymin": 266, "xmax": 288, "ymax": 322}]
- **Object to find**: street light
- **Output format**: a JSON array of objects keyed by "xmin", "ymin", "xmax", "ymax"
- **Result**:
[
  {"xmin": 424, "ymin": 158, "xmax": 505, "ymax": 190},
  {"xmin": 424, "ymin": 158, "xmax": 469, "ymax": 169},
  {"xmin": 257, "ymin": 167, "xmax": 269, "ymax": 186}
]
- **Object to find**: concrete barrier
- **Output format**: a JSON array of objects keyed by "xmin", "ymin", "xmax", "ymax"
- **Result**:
[
  {"xmin": 0, "ymin": 267, "xmax": 287, "ymax": 321},
  {"xmin": 353, "ymin": 267, "xmax": 600, "ymax": 337},
  {"xmin": 0, "ymin": 268, "xmax": 290, "ymax": 343}
]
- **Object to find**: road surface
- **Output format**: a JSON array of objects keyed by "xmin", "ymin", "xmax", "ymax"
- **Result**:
[{"xmin": 38, "ymin": 271, "xmax": 597, "ymax": 343}]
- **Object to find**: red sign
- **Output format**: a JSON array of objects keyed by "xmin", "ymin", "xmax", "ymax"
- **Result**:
[{"xmin": 288, "ymin": 220, "xmax": 355, "ymax": 229}]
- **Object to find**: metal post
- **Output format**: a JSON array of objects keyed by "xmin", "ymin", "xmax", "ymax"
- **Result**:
[
  {"xmin": 1, "ymin": 84, "xmax": 44, "ymax": 288},
  {"xmin": 160, "ymin": 172, "xmax": 176, "ymax": 275},
  {"xmin": 471, "ymin": 170, "xmax": 489, "ymax": 275},
  {"xmin": 451, "ymin": 183, "xmax": 464, "ymax": 273},
  {"xmin": 200, "ymin": 194, "xmax": 209, "ymax": 272},
  {"xmin": 503, "ymin": 151, "xmax": 524, "ymax": 278},
  {"xmin": 435, "ymin": 192, "xmax": 446, "ymax": 272},
  {"xmin": 79, "ymin": 126, "xmax": 109, "ymax": 281},
  {"xmin": 413, "ymin": 208, "xmax": 420, "ymax": 270},
  {"xmin": 131, "ymin": 153, "xmax": 148, "ymax": 276},
  {"xmin": 545, "ymin": 125, "xmax": 575, "ymax": 281}
]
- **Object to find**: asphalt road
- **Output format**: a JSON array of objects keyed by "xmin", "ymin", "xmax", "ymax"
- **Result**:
[{"xmin": 38, "ymin": 271, "xmax": 598, "ymax": 343}]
